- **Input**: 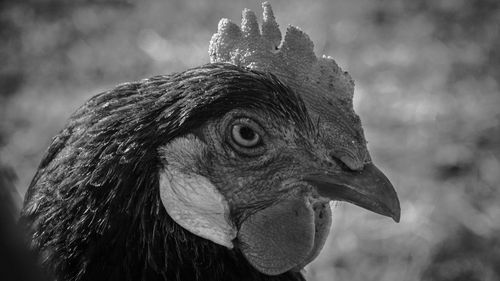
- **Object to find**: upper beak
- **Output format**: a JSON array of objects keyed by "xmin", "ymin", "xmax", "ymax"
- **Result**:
[{"xmin": 305, "ymin": 163, "xmax": 400, "ymax": 222}]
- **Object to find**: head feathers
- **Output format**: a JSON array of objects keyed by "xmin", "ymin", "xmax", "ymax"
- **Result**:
[{"xmin": 21, "ymin": 64, "xmax": 310, "ymax": 281}]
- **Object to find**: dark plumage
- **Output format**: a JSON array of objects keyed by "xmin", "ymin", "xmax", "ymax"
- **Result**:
[{"xmin": 20, "ymin": 63, "xmax": 309, "ymax": 281}]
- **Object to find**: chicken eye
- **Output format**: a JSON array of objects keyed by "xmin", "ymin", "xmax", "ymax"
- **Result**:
[{"xmin": 231, "ymin": 124, "xmax": 261, "ymax": 147}]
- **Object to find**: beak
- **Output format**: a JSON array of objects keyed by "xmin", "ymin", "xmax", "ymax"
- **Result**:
[{"xmin": 305, "ymin": 163, "xmax": 400, "ymax": 222}]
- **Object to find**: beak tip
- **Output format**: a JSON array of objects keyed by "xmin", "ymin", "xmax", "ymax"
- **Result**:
[
  {"xmin": 392, "ymin": 212, "xmax": 400, "ymax": 223},
  {"xmin": 387, "ymin": 198, "xmax": 401, "ymax": 223},
  {"xmin": 389, "ymin": 200, "xmax": 401, "ymax": 223}
]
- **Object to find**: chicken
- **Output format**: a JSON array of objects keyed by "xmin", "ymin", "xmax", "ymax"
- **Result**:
[{"xmin": 20, "ymin": 3, "xmax": 400, "ymax": 281}]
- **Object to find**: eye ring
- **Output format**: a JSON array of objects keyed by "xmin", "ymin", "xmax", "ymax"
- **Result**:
[{"xmin": 231, "ymin": 124, "xmax": 261, "ymax": 148}]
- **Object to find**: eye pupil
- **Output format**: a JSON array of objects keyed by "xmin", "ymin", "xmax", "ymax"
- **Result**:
[{"xmin": 239, "ymin": 126, "xmax": 255, "ymax": 140}]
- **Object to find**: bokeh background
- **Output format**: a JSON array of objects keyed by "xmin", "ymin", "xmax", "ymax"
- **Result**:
[{"xmin": 1, "ymin": 0, "xmax": 499, "ymax": 280}]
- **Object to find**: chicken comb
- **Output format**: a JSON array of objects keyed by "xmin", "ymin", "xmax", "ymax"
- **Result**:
[{"xmin": 209, "ymin": 2, "xmax": 370, "ymax": 170}]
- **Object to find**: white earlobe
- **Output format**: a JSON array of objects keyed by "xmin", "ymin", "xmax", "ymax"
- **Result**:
[{"xmin": 159, "ymin": 168, "xmax": 236, "ymax": 248}]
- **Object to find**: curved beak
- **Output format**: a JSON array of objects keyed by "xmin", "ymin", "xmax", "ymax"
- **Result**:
[{"xmin": 305, "ymin": 163, "xmax": 400, "ymax": 222}]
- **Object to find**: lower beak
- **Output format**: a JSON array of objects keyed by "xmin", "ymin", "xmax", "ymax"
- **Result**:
[{"xmin": 305, "ymin": 163, "xmax": 401, "ymax": 222}]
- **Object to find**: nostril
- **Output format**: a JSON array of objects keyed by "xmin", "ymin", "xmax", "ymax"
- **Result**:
[
  {"xmin": 327, "ymin": 152, "xmax": 348, "ymax": 170},
  {"xmin": 336, "ymin": 158, "xmax": 352, "ymax": 171},
  {"xmin": 329, "ymin": 151, "xmax": 364, "ymax": 171}
]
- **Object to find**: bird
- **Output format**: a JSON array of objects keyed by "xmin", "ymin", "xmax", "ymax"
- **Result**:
[{"xmin": 19, "ymin": 3, "xmax": 400, "ymax": 281}]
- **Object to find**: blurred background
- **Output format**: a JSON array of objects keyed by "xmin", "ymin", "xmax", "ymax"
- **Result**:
[{"xmin": 1, "ymin": 0, "xmax": 499, "ymax": 280}]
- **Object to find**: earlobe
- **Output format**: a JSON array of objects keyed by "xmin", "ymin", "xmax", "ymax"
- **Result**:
[
  {"xmin": 158, "ymin": 135, "xmax": 237, "ymax": 248},
  {"xmin": 159, "ymin": 163, "xmax": 237, "ymax": 249}
]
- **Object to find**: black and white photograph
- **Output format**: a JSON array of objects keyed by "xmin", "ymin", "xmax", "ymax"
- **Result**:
[{"xmin": 1, "ymin": 1, "xmax": 499, "ymax": 281}]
